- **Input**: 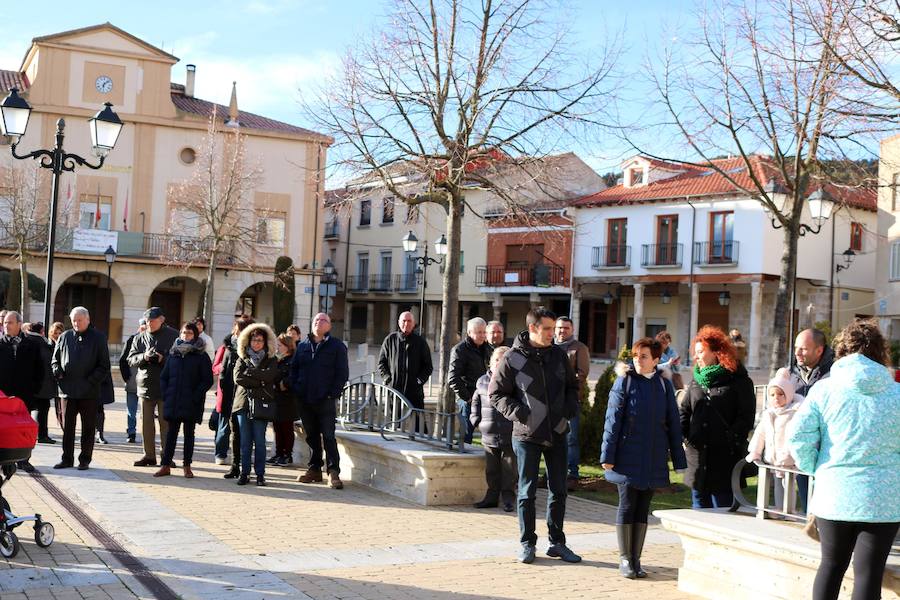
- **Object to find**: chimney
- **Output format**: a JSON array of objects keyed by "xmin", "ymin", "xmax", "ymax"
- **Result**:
[{"xmin": 185, "ymin": 64, "xmax": 196, "ymax": 98}]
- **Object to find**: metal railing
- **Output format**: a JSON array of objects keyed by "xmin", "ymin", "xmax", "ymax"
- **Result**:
[
  {"xmin": 324, "ymin": 221, "xmax": 340, "ymax": 239},
  {"xmin": 694, "ymin": 240, "xmax": 739, "ymax": 265},
  {"xmin": 475, "ymin": 264, "xmax": 566, "ymax": 287},
  {"xmin": 641, "ymin": 243, "xmax": 683, "ymax": 267},
  {"xmin": 336, "ymin": 381, "xmax": 466, "ymax": 451},
  {"xmin": 394, "ymin": 273, "xmax": 418, "ymax": 292},
  {"xmin": 347, "ymin": 275, "xmax": 369, "ymax": 292},
  {"xmin": 731, "ymin": 459, "xmax": 812, "ymax": 522},
  {"xmin": 591, "ymin": 245, "xmax": 631, "ymax": 269},
  {"xmin": 369, "ymin": 274, "xmax": 392, "ymax": 292}
]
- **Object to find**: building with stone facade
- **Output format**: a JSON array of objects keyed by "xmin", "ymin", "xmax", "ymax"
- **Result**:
[
  {"xmin": 875, "ymin": 133, "xmax": 900, "ymax": 342},
  {"xmin": 0, "ymin": 24, "xmax": 329, "ymax": 342},
  {"xmin": 570, "ymin": 155, "xmax": 877, "ymax": 370}
]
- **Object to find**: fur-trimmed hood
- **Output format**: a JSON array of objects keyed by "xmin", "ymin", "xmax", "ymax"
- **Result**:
[{"xmin": 236, "ymin": 323, "xmax": 277, "ymax": 359}]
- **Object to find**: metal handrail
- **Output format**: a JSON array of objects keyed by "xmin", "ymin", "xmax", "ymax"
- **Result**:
[{"xmin": 731, "ymin": 459, "xmax": 812, "ymax": 522}]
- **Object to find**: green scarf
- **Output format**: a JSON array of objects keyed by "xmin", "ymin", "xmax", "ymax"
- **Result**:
[{"xmin": 693, "ymin": 363, "xmax": 728, "ymax": 388}]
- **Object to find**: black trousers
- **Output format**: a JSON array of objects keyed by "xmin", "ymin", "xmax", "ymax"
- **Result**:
[
  {"xmin": 162, "ymin": 420, "xmax": 196, "ymax": 466},
  {"xmin": 61, "ymin": 397, "xmax": 97, "ymax": 466},
  {"xmin": 483, "ymin": 444, "xmax": 517, "ymax": 503},
  {"xmin": 298, "ymin": 400, "xmax": 340, "ymax": 474},
  {"xmin": 813, "ymin": 518, "xmax": 899, "ymax": 600},
  {"xmin": 616, "ymin": 484, "xmax": 655, "ymax": 524},
  {"xmin": 229, "ymin": 412, "xmax": 242, "ymax": 468}
]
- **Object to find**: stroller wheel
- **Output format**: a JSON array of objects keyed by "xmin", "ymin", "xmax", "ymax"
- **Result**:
[
  {"xmin": 0, "ymin": 530, "xmax": 19, "ymax": 558},
  {"xmin": 34, "ymin": 522, "xmax": 54, "ymax": 548}
]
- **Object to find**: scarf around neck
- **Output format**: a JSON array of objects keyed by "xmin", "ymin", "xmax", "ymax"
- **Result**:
[
  {"xmin": 693, "ymin": 363, "xmax": 729, "ymax": 388},
  {"xmin": 246, "ymin": 346, "xmax": 266, "ymax": 366}
]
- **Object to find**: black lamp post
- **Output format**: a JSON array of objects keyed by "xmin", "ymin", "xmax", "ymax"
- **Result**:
[
  {"xmin": 104, "ymin": 245, "xmax": 117, "ymax": 291},
  {"xmin": 402, "ymin": 230, "xmax": 447, "ymax": 338},
  {"xmin": 1, "ymin": 88, "xmax": 124, "ymax": 327},
  {"xmin": 322, "ymin": 259, "xmax": 336, "ymax": 316}
]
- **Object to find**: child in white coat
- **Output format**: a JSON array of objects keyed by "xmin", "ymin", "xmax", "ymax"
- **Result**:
[{"xmin": 746, "ymin": 368, "xmax": 805, "ymax": 510}]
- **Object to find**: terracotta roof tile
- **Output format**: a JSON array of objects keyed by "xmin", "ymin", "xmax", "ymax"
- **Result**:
[
  {"xmin": 0, "ymin": 69, "xmax": 30, "ymax": 92},
  {"xmin": 573, "ymin": 155, "xmax": 876, "ymax": 212}
]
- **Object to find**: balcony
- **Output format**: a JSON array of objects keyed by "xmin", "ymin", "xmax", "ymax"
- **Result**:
[
  {"xmin": 591, "ymin": 245, "xmax": 631, "ymax": 269},
  {"xmin": 694, "ymin": 240, "xmax": 740, "ymax": 266},
  {"xmin": 641, "ymin": 243, "xmax": 683, "ymax": 268},
  {"xmin": 324, "ymin": 221, "xmax": 340, "ymax": 239},
  {"xmin": 475, "ymin": 264, "xmax": 567, "ymax": 288},
  {"xmin": 346, "ymin": 274, "xmax": 418, "ymax": 294},
  {"xmin": 394, "ymin": 273, "xmax": 418, "ymax": 293},
  {"xmin": 347, "ymin": 275, "xmax": 369, "ymax": 292}
]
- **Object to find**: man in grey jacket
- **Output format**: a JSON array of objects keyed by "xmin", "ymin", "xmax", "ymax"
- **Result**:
[{"xmin": 127, "ymin": 307, "xmax": 178, "ymax": 466}]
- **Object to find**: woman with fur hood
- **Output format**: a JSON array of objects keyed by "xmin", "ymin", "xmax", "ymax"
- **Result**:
[
  {"xmin": 233, "ymin": 323, "xmax": 281, "ymax": 486},
  {"xmin": 155, "ymin": 322, "xmax": 214, "ymax": 478}
]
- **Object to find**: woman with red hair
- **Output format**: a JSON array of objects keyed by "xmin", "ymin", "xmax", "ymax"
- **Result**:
[{"xmin": 680, "ymin": 325, "xmax": 756, "ymax": 509}]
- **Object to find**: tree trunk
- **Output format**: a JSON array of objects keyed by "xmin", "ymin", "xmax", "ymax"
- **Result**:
[
  {"xmin": 438, "ymin": 194, "xmax": 463, "ymax": 417},
  {"xmin": 768, "ymin": 224, "xmax": 799, "ymax": 377},
  {"xmin": 18, "ymin": 254, "xmax": 29, "ymax": 321},
  {"xmin": 203, "ymin": 250, "xmax": 218, "ymax": 337}
]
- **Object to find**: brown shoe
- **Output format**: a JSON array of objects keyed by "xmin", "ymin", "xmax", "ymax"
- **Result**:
[
  {"xmin": 296, "ymin": 468, "xmax": 323, "ymax": 483},
  {"xmin": 134, "ymin": 457, "xmax": 157, "ymax": 467},
  {"xmin": 328, "ymin": 471, "xmax": 344, "ymax": 489},
  {"xmin": 183, "ymin": 465, "xmax": 194, "ymax": 479},
  {"xmin": 153, "ymin": 465, "xmax": 171, "ymax": 478}
]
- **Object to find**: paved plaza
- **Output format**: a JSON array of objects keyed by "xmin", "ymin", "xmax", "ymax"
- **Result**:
[{"xmin": 0, "ymin": 389, "xmax": 696, "ymax": 599}]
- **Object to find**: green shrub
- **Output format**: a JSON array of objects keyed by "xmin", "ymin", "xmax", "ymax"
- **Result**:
[
  {"xmin": 813, "ymin": 320, "xmax": 833, "ymax": 347},
  {"xmin": 890, "ymin": 340, "xmax": 900, "ymax": 368},
  {"xmin": 580, "ymin": 345, "xmax": 632, "ymax": 465}
]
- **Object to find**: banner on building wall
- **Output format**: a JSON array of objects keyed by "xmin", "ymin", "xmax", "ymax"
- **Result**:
[{"xmin": 73, "ymin": 228, "xmax": 118, "ymax": 253}]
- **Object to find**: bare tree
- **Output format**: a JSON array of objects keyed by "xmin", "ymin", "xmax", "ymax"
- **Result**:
[
  {"xmin": 0, "ymin": 159, "xmax": 49, "ymax": 315},
  {"xmin": 167, "ymin": 111, "xmax": 263, "ymax": 335},
  {"xmin": 308, "ymin": 0, "xmax": 618, "ymax": 415},
  {"xmin": 629, "ymin": 0, "xmax": 887, "ymax": 373}
]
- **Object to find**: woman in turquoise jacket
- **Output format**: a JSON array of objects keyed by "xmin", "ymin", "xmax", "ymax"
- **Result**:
[{"xmin": 788, "ymin": 319, "xmax": 900, "ymax": 600}]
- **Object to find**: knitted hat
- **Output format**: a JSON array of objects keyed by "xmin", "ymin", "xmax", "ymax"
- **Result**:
[{"xmin": 767, "ymin": 367, "xmax": 795, "ymax": 405}]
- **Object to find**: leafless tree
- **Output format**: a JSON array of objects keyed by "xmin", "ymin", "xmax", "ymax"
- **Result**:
[
  {"xmin": 307, "ymin": 0, "xmax": 619, "ymax": 415},
  {"xmin": 628, "ymin": 0, "xmax": 888, "ymax": 373},
  {"xmin": 167, "ymin": 111, "xmax": 263, "ymax": 335}
]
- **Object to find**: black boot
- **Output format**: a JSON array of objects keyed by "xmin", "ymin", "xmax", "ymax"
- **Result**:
[
  {"xmin": 224, "ymin": 463, "xmax": 240, "ymax": 479},
  {"xmin": 617, "ymin": 524, "xmax": 636, "ymax": 579},
  {"xmin": 473, "ymin": 492, "xmax": 499, "ymax": 509},
  {"xmin": 632, "ymin": 523, "xmax": 648, "ymax": 578}
]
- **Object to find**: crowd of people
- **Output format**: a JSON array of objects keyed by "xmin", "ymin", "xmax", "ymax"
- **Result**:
[{"xmin": 1, "ymin": 301, "xmax": 897, "ymax": 598}]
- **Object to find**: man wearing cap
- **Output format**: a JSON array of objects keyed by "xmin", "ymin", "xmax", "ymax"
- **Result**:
[
  {"xmin": 127, "ymin": 307, "xmax": 178, "ymax": 466},
  {"xmin": 119, "ymin": 318, "xmax": 147, "ymax": 443}
]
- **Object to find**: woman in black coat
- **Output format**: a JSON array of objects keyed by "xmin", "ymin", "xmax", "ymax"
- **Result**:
[
  {"xmin": 679, "ymin": 326, "xmax": 756, "ymax": 509},
  {"xmin": 28, "ymin": 323, "xmax": 58, "ymax": 444},
  {"xmin": 267, "ymin": 333, "xmax": 298, "ymax": 465},
  {"xmin": 155, "ymin": 322, "xmax": 214, "ymax": 478},
  {"xmin": 601, "ymin": 338, "xmax": 686, "ymax": 579}
]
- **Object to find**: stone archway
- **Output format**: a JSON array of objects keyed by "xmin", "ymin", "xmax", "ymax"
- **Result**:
[
  {"xmin": 53, "ymin": 271, "xmax": 124, "ymax": 340},
  {"xmin": 235, "ymin": 281, "xmax": 276, "ymax": 328},
  {"xmin": 147, "ymin": 276, "xmax": 205, "ymax": 329}
]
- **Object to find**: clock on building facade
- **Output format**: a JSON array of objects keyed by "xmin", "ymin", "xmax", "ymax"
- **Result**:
[{"xmin": 95, "ymin": 75, "xmax": 113, "ymax": 93}]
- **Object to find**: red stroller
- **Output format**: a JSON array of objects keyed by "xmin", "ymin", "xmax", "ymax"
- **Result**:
[{"xmin": 0, "ymin": 390, "xmax": 55, "ymax": 558}]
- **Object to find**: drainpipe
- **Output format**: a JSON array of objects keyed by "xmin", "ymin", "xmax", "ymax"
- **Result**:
[{"xmin": 687, "ymin": 196, "xmax": 697, "ymax": 365}]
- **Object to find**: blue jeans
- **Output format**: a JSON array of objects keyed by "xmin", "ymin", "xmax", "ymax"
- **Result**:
[
  {"xmin": 513, "ymin": 435, "xmax": 568, "ymax": 548},
  {"xmin": 566, "ymin": 412, "xmax": 580, "ymax": 478},
  {"xmin": 215, "ymin": 406, "xmax": 231, "ymax": 459},
  {"xmin": 459, "ymin": 401, "xmax": 474, "ymax": 444},
  {"xmin": 126, "ymin": 391, "xmax": 139, "ymax": 436},
  {"xmin": 691, "ymin": 488, "xmax": 734, "ymax": 509},
  {"xmin": 235, "ymin": 409, "xmax": 267, "ymax": 477}
]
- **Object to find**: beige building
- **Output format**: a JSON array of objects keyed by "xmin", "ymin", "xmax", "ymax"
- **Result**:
[
  {"xmin": 875, "ymin": 133, "xmax": 900, "ymax": 341},
  {"xmin": 0, "ymin": 24, "xmax": 329, "ymax": 342}
]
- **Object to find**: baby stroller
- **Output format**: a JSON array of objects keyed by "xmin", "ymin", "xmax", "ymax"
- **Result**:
[{"xmin": 0, "ymin": 390, "xmax": 55, "ymax": 558}]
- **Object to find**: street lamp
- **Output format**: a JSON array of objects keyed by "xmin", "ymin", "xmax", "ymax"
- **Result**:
[
  {"xmin": 2, "ymin": 88, "xmax": 124, "ymax": 327},
  {"xmin": 766, "ymin": 188, "xmax": 835, "ymax": 237},
  {"xmin": 835, "ymin": 248, "xmax": 855, "ymax": 273},
  {"xmin": 322, "ymin": 259, "xmax": 336, "ymax": 316},
  {"xmin": 104, "ymin": 245, "xmax": 117, "ymax": 291},
  {"xmin": 661, "ymin": 289, "xmax": 672, "ymax": 305},
  {"xmin": 402, "ymin": 230, "xmax": 448, "ymax": 338},
  {"xmin": 718, "ymin": 289, "xmax": 731, "ymax": 307}
]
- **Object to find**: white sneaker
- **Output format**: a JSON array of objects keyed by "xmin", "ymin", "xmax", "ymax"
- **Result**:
[{"xmin": 214, "ymin": 456, "xmax": 228, "ymax": 465}]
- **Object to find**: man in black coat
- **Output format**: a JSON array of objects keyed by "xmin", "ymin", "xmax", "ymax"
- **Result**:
[
  {"xmin": 51, "ymin": 307, "xmax": 110, "ymax": 470},
  {"xmin": 378, "ymin": 311, "xmax": 433, "ymax": 433},
  {"xmin": 127, "ymin": 307, "xmax": 179, "ymax": 467},
  {"xmin": 489, "ymin": 307, "xmax": 580, "ymax": 565},
  {"xmin": 789, "ymin": 328, "xmax": 834, "ymax": 397},
  {"xmin": 448, "ymin": 317, "xmax": 490, "ymax": 443},
  {"xmin": 1, "ymin": 311, "xmax": 44, "ymax": 471}
]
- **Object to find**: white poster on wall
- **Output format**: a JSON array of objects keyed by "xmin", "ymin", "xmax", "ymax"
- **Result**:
[{"xmin": 72, "ymin": 228, "xmax": 118, "ymax": 253}]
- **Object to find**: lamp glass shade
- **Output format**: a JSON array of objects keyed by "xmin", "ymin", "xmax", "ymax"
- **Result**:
[
  {"xmin": 104, "ymin": 245, "xmax": 117, "ymax": 265},
  {"xmin": 401, "ymin": 230, "xmax": 418, "ymax": 253},
  {"xmin": 842, "ymin": 248, "xmax": 856, "ymax": 261},
  {"xmin": 0, "ymin": 88, "xmax": 32, "ymax": 138},
  {"xmin": 718, "ymin": 291, "xmax": 731, "ymax": 306},
  {"xmin": 661, "ymin": 290, "xmax": 672, "ymax": 304},
  {"xmin": 434, "ymin": 234, "xmax": 448, "ymax": 256},
  {"xmin": 602, "ymin": 291, "xmax": 614, "ymax": 305},
  {"xmin": 323, "ymin": 259, "xmax": 335, "ymax": 275},
  {"xmin": 807, "ymin": 189, "xmax": 834, "ymax": 224},
  {"xmin": 89, "ymin": 103, "xmax": 124, "ymax": 156}
]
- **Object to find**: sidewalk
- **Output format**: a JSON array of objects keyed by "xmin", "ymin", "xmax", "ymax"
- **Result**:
[{"xmin": 0, "ymin": 389, "xmax": 698, "ymax": 599}]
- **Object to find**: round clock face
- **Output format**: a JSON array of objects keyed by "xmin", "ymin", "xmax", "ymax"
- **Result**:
[{"xmin": 95, "ymin": 76, "xmax": 113, "ymax": 93}]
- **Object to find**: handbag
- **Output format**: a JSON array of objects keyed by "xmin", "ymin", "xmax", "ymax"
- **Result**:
[
  {"xmin": 704, "ymin": 389, "xmax": 758, "ymax": 479},
  {"xmin": 207, "ymin": 409, "xmax": 219, "ymax": 432},
  {"xmin": 804, "ymin": 513, "xmax": 820, "ymax": 542},
  {"xmin": 248, "ymin": 387, "xmax": 277, "ymax": 422}
]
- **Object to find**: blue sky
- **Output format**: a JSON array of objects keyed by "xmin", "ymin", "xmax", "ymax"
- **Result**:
[{"xmin": 0, "ymin": 0, "xmax": 702, "ymax": 176}]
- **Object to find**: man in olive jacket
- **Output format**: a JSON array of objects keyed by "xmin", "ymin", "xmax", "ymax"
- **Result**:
[
  {"xmin": 448, "ymin": 317, "xmax": 491, "ymax": 443},
  {"xmin": 489, "ymin": 307, "xmax": 580, "ymax": 565},
  {"xmin": 127, "ymin": 307, "xmax": 178, "ymax": 466},
  {"xmin": 51, "ymin": 307, "xmax": 110, "ymax": 469},
  {"xmin": 378, "ymin": 311, "xmax": 433, "ymax": 432}
]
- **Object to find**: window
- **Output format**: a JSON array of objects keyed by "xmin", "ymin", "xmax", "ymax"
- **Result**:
[
  {"xmin": 406, "ymin": 204, "xmax": 420, "ymax": 224},
  {"xmin": 850, "ymin": 222, "xmax": 863, "ymax": 252},
  {"xmin": 506, "ymin": 244, "xmax": 543, "ymax": 267},
  {"xmin": 441, "ymin": 250, "xmax": 464, "ymax": 274},
  {"xmin": 357, "ymin": 253, "xmax": 369, "ymax": 279},
  {"xmin": 709, "ymin": 211, "xmax": 734, "ymax": 262},
  {"xmin": 607, "ymin": 218, "xmax": 627, "ymax": 265},
  {"xmin": 382, "ymin": 197, "xmax": 394, "ymax": 224},
  {"xmin": 891, "ymin": 242, "xmax": 900, "ymax": 281},
  {"xmin": 179, "ymin": 147, "xmax": 196, "ymax": 165},
  {"xmin": 79, "ymin": 197, "xmax": 112, "ymax": 230},
  {"xmin": 359, "ymin": 199, "xmax": 371, "ymax": 226},
  {"xmin": 169, "ymin": 207, "xmax": 201, "ymax": 235},
  {"xmin": 656, "ymin": 214, "xmax": 678, "ymax": 264},
  {"xmin": 256, "ymin": 212, "xmax": 285, "ymax": 246},
  {"xmin": 629, "ymin": 168, "xmax": 644, "ymax": 186},
  {"xmin": 238, "ymin": 295, "xmax": 256, "ymax": 317},
  {"xmin": 378, "ymin": 251, "xmax": 392, "ymax": 290}
]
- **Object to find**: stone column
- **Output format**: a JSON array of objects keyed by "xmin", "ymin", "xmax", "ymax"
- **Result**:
[
  {"xmin": 461, "ymin": 302, "xmax": 472, "ymax": 334},
  {"xmin": 344, "ymin": 301, "xmax": 353, "ymax": 343},
  {"xmin": 529, "ymin": 292, "xmax": 541, "ymax": 308},
  {"xmin": 427, "ymin": 303, "xmax": 441, "ymax": 348},
  {"xmin": 570, "ymin": 291, "xmax": 582, "ymax": 336},
  {"xmin": 632, "ymin": 283, "xmax": 645, "ymax": 342},
  {"xmin": 748, "ymin": 281, "xmax": 763, "ymax": 370},
  {"xmin": 365, "ymin": 302, "xmax": 376, "ymax": 346},
  {"xmin": 389, "ymin": 302, "xmax": 400, "ymax": 331},
  {"xmin": 689, "ymin": 283, "xmax": 700, "ymax": 361},
  {"xmin": 492, "ymin": 294, "xmax": 503, "ymax": 322}
]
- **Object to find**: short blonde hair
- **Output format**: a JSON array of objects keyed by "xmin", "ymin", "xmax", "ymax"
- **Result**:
[{"xmin": 490, "ymin": 345, "xmax": 510, "ymax": 370}]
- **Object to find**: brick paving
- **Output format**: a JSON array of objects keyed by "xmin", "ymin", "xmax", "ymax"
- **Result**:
[{"xmin": 0, "ymin": 390, "xmax": 698, "ymax": 599}]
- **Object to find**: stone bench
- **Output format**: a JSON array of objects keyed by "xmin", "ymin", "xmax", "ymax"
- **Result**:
[{"xmin": 654, "ymin": 508, "xmax": 899, "ymax": 600}]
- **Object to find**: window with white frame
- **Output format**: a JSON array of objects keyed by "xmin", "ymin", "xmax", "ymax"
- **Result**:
[
  {"xmin": 256, "ymin": 212, "xmax": 286, "ymax": 247},
  {"xmin": 79, "ymin": 197, "xmax": 112, "ymax": 230},
  {"xmin": 891, "ymin": 242, "xmax": 900, "ymax": 281}
]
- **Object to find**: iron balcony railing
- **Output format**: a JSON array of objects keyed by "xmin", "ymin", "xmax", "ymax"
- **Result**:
[
  {"xmin": 591, "ymin": 245, "xmax": 631, "ymax": 269},
  {"xmin": 394, "ymin": 273, "xmax": 418, "ymax": 293},
  {"xmin": 641, "ymin": 243, "xmax": 683, "ymax": 267},
  {"xmin": 323, "ymin": 221, "xmax": 340, "ymax": 239},
  {"xmin": 475, "ymin": 264, "xmax": 567, "ymax": 287},
  {"xmin": 347, "ymin": 275, "xmax": 370, "ymax": 292},
  {"xmin": 694, "ymin": 240, "xmax": 740, "ymax": 265},
  {"xmin": 369, "ymin": 274, "xmax": 393, "ymax": 292}
]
